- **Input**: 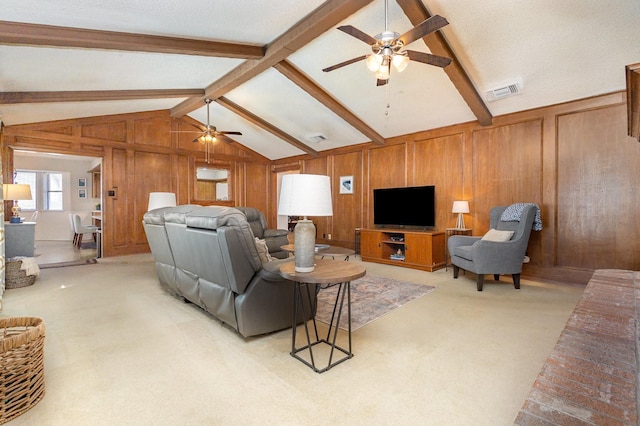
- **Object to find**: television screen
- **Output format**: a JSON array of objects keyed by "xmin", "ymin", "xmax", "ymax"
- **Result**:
[{"xmin": 373, "ymin": 186, "xmax": 436, "ymax": 228}]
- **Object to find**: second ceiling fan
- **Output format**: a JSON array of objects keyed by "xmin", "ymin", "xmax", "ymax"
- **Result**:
[
  {"xmin": 172, "ymin": 98, "xmax": 243, "ymax": 163},
  {"xmin": 323, "ymin": 0, "xmax": 452, "ymax": 86},
  {"xmin": 173, "ymin": 98, "xmax": 242, "ymax": 144}
]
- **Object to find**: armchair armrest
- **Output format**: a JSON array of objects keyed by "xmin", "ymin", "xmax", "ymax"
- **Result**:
[
  {"xmin": 470, "ymin": 239, "xmax": 526, "ymax": 273},
  {"xmin": 448, "ymin": 235, "xmax": 481, "ymax": 252}
]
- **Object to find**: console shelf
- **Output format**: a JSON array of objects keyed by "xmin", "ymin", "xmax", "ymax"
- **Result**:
[{"xmin": 360, "ymin": 228, "xmax": 445, "ymax": 272}]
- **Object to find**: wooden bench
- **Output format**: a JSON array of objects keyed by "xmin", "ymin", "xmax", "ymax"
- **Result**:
[{"xmin": 515, "ymin": 269, "xmax": 639, "ymax": 425}]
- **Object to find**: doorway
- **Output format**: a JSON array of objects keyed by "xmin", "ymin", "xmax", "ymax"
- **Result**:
[{"xmin": 13, "ymin": 150, "xmax": 103, "ymax": 266}]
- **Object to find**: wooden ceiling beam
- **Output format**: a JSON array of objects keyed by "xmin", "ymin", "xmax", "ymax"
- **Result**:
[
  {"xmin": 215, "ymin": 96, "xmax": 319, "ymax": 158},
  {"xmin": 0, "ymin": 89, "xmax": 205, "ymax": 104},
  {"xmin": 170, "ymin": 0, "xmax": 375, "ymax": 117},
  {"xmin": 274, "ymin": 60, "xmax": 385, "ymax": 146},
  {"xmin": 396, "ymin": 0, "xmax": 493, "ymax": 126},
  {"xmin": 0, "ymin": 20, "xmax": 264, "ymax": 59}
]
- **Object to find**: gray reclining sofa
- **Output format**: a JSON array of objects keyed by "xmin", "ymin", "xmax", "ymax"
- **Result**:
[{"xmin": 143, "ymin": 205, "xmax": 314, "ymax": 337}]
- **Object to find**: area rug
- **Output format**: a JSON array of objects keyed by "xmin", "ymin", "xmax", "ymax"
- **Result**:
[{"xmin": 315, "ymin": 275, "xmax": 436, "ymax": 331}]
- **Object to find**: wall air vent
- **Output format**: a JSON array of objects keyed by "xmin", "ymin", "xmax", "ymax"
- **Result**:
[{"xmin": 485, "ymin": 81, "xmax": 523, "ymax": 102}]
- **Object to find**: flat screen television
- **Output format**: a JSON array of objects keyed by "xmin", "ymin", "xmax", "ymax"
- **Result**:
[{"xmin": 373, "ymin": 186, "xmax": 436, "ymax": 228}]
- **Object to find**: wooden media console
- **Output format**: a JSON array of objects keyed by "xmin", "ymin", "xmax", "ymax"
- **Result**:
[{"xmin": 359, "ymin": 228, "xmax": 445, "ymax": 272}]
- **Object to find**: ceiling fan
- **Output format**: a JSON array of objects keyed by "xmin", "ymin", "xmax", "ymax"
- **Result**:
[
  {"xmin": 322, "ymin": 0, "xmax": 452, "ymax": 86},
  {"xmin": 172, "ymin": 98, "xmax": 242, "ymax": 144},
  {"xmin": 171, "ymin": 98, "xmax": 242, "ymax": 163}
]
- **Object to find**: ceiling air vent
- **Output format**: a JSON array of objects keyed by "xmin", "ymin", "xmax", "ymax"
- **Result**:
[
  {"xmin": 485, "ymin": 81, "xmax": 523, "ymax": 102},
  {"xmin": 307, "ymin": 133, "xmax": 327, "ymax": 143}
]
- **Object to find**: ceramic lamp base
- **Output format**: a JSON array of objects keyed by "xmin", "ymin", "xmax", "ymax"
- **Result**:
[{"xmin": 294, "ymin": 218, "xmax": 316, "ymax": 272}]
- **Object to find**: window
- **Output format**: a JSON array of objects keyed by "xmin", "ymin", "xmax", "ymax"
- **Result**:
[
  {"xmin": 46, "ymin": 173, "xmax": 63, "ymax": 210},
  {"xmin": 14, "ymin": 170, "xmax": 64, "ymax": 211}
]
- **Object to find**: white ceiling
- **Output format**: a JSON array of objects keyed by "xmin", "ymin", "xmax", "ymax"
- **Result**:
[{"xmin": 1, "ymin": 0, "xmax": 639, "ymax": 160}]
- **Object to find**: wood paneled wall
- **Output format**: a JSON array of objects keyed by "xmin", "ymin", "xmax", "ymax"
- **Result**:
[
  {"xmin": 274, "ymin": 91, "xmax": 638, "ymax": 284},
  {"xmin": 2, "ymin": 92, "xmax": 638, "ymax": 284},
  {"xmin": 2, "ymin": 110, "xmax": 268, "ymax": 258}
]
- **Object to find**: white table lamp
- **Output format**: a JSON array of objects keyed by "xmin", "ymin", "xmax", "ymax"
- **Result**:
[
  {"xmin": 452, "ymin": 201, "xmax": 470, "ymax": 229},
  {"xmin": 3, "ymin": 183, "xmax": 33, "ymax": 223},
  {"xmin": 278, "ymin": 174, "xmax": 333, "ymax": 272},
  {"xmin": 147, "ymin": 192, "xmax": 177, "ymax": 211}
]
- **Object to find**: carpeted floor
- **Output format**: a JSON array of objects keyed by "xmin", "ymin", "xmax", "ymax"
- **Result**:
[
  {"xmin": 315, "ymin": 274, "xmax": 436, "ymax": 330},
  {"xmin": 0, "ymin": 254, "xmax": 585, "ymax": 425}
]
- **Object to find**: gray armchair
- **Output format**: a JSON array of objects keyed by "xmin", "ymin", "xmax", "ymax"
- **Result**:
[
  {"xmin": 448, "ymin": 204, "xmax": 538, "ymax": 291},
  {"xmin": 235, "ymin": 207, "xmax": 290, "ymax": 259}
]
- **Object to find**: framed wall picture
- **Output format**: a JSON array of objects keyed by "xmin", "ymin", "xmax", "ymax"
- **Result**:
[
  {"xmin": 78, "ymin": 178, "xmax": 87, "ymax": 187},
  {"xmin": 78, "ymin": 189, "xmax": 87, "ymax": 199},
  {"xmin": 339, "ymin": 176, "xmax": 353, "ymax": 194}
]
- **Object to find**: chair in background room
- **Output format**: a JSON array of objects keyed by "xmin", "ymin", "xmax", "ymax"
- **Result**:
[
  {"xmin": 69, "ymin": 214, "xmax": 78, "ymax": 246},
  {"xmin": 448, "ymin": 204, "xmax": 539, "ymax": 291},
  {"xmin": 72, "ymin": 214, "xmax": 99, "ymax": 249}
]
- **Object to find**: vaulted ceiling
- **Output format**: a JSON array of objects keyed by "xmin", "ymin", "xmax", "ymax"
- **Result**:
[{"xmin": 1, "ymin": 0, "xmax": 639, "ymax": 160}]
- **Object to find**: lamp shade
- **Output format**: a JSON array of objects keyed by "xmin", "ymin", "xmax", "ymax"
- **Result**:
[
  {"xmin": 452, "ymin": 201, "xmax": 470, "ymax": 214},
  {"xmin": 3, "ymin": 184, "xmax": 32, "ymax": 201},
  {"xmin": 278, "ymin": 174, "xmax": 332, "ymax": 273},
  {"xmin": 147, "ymin": 192, "xmax": 177, "ymax": 211},
  {"xmin": 277, "ymin": 174, "xmax": 333, "ymax": 217}
]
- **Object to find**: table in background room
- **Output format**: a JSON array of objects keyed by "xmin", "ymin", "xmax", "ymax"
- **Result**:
[{"xmin": 5, "ymin": 221, "xmax": 35, "ymax": 258}]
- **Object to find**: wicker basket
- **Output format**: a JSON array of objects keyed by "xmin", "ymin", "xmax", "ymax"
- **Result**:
[
  {"xmin": 5, "ymin": 259, "xmax": 37, "ymax": 289},
  {"xmin": 0, "ymin": 317, "xmax": 46, "ymax": 425}
]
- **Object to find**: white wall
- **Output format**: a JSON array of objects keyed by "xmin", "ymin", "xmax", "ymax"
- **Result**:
[{"xmin": 13, "ymin": 152, "xmax": 101, "ymax": 241}]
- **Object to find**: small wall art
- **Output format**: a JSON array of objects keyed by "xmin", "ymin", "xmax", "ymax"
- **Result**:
[
  {"xmin": 339, "ymin": 176, "xmax": 353, "ymax": 194},
  {"xmin": 78, "ymin": 178, "xmax": 87, "ymax": 187},
  {"xmin": 78, "ymin": 189, "xmax": 87, "ymax": 199}
]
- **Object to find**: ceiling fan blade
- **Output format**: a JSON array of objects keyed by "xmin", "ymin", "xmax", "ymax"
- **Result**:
[
  {"xmin": 398, "ymin": 15, "xmax": 449, "ymax": 46},
  {"xmin": 337, "ymin": 25, "xmax": 377, "ymax": 45},
  {"xmin": 323, "ymin": 55, "xmax": 367, "ymax": 72},
  {"xmin": 406, "ymin": 50, "xmax": 452, "ymax": 68},
  {"xmin": 192, "ymin": 137, "xmax": 201, "ymax": 143},
  {"xmin": 219, "ymin": 131, "xmax": 243, "ymax": 136},
  {"xmin": 376, "ymin": 79, "xmax": 388, "ymax": 87},
  {"xmin": 217, "ymin": 134, "xmax": 237, "ymax": 144},
  {"xmin": 170, "ymin": 130, "xmax": 205, "ymax": 134}
]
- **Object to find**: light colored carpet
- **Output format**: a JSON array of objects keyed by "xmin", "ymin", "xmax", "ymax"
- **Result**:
[
  {"xmin": 0, "ymin": 254, "xmax": 584, "ymax": 426},
  {"xmin": 315, "ymin": 274, "xmax": 436, "ymax": 330}
]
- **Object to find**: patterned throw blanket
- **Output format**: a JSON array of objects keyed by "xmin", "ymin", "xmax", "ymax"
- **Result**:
[{"xmin": 500, "ymin": 203, "xmax": 543, "ymax": 231}]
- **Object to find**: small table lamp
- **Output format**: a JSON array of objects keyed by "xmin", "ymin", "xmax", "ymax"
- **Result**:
[
  {"xmin": 3, "ymin": 184, "xmax": 33, "ymax": 223},
  {"xmin": 147, "ymin": 192, "xmax": 177, "ymax": 211},
  {"xmin": 452, "ymin": 200, "xmax": 470, "ymax": 229},
  {"xmin": 278, "ymin": 174, "xmax": 333, "ymax": 272}
]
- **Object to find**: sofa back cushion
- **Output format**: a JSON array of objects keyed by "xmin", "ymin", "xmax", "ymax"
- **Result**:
[
  {"xmin": 235, "ymin": 207, "xmax": 266, "ymax": 239},
  {"xmin": 164, "ymin": 206, "xmax": 262, "ymax": 295}
]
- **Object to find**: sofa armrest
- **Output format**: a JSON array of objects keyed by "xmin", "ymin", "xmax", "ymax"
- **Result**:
[
  {"xmin": 264, "ymin": 228, "xmax": 290, "ymax": 238},
  {"xmin": 259, "ymin": 257, "xmax": 295, "ymax": 281}
]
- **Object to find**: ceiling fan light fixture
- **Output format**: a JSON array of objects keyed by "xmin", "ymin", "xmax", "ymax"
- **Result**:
[
  {"xmin": 392, "ymin": 54, "xmax": 409, "ymax": 72},
  {"xmin": 366, "ymin": 54, "xmax": 383, "ymax": 72},
  {"xmin": 375, "ymin": 62, "xmax": 390, "ymax": 80},
  {"xmin": 199, "ymin": 133, "xmax": 216, "ymax": 144}
]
